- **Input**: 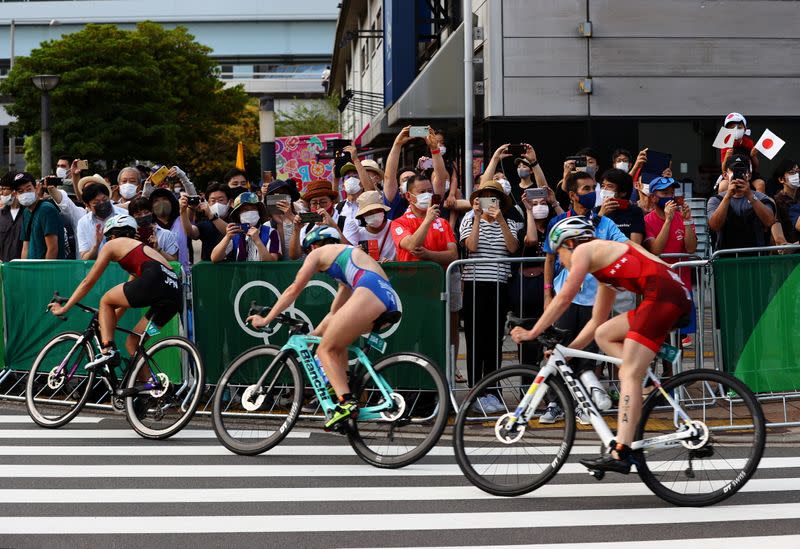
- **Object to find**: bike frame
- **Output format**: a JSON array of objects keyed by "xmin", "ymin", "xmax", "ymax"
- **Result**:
[
  {"xmin": 510, "ymin": 344, "xmax": 699, "ymax": 451},
  {"xmin": 255, "ymin": 334, "xmax": 396, "ymax": 420}
]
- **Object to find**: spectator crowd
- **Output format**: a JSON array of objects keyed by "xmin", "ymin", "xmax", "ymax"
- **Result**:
[{"xmin": 1, "ymin": 111, "xmax": 797, "ymax": 415}]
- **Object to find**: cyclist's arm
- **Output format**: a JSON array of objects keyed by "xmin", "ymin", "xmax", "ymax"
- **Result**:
[
  {"xmin": 330, "ymin": 283, "xmax": 352, "ymax": 314},
  {"xmin": 62, "ymin": 245, "xmax": 113, "ymax": 313},
  {"xmin": 258, "ymin": 252, "xmax": 319, "ymax": 325},
  {"xmin": 524, "ymin": 246, "xmax": 590, "ymax": 340},
  {"xmin": 569, "ymin": 284, "xmax": 615, "ymax": 351}
]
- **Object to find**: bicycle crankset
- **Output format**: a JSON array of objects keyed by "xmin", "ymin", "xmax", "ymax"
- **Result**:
[{"xmin": 494, "ymin": 412, "xmax": 525, "ymax": 444}]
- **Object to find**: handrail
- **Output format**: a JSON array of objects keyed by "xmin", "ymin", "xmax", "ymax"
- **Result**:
[{"xmin": 710, "ymin": 244, "xmax": 800, "ymax": 259}]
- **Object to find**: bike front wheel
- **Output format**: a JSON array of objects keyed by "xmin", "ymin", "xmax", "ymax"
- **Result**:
[
  {"xmin": 26, "ymin": 332, "xmax": 97, "ymax": 428},
  {"xmin": 125, "ymin": 337, "xmax": 205, "ymax": 440},
  {"xmin": 348, "ymin": 352, "xmax": 449, "ymax": 468},
  {"xmin": 453, "ymin": 366, "xmax": 576, "ymax": 497},
  {"xmin": 212, "ymin": 345, "xmax": 304, "ymax": 455},
  {"xmin": 636, "ymin": 369, "xmax": 765, "ymax": 506}
]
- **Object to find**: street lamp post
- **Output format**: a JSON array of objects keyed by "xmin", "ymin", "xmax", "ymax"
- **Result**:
[{"xmin": 31, "ymin": 74, "xmax": 60, "ymax": 178}]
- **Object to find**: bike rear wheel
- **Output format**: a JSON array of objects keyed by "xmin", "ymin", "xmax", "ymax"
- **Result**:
[
  {"xmin": 125, "ymin": 337, "xmax": 205, "ymax": 440},
  {"xmin": 636, "ymin": 369, "xmax": 765, "ymax": 506},
  {"xmin": 26, "ymin": 332, "xmax": 97, "ymax": 428},
  {"xmin": 453, "ymin": 366, "xmax": 576, "ymax": 496},
  {"xmin": 212, "ymin": 345, "xmax": 303, "ymax": 455},
  {"xmin": 348, "ymin": 352, "xmax": 448, "ymax": 468}
]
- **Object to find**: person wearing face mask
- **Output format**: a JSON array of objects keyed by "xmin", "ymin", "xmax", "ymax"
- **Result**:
[
  {"xmin": 719, "ymin": 112, "xmax": 757, "ymax": 168},
  {"xmin": 179, "ymin": 183, "xmax": 230, "ymax": 262},
  {"xmin": 128, "ymin": 197, "xmax": 179, "ymax": 261},
  {"xmin": 611, "ymin": 148, "xmax": 633, "ymax": 174},
  {"xmin": 211, "ymin": 192, "xmax": 280, "ymax": 262},
  {"xmin": 264, "ymin": 179, "xmax": 301, "ymax": 260},
  {"xmin": 150, "ymin": 188, "xmax": 191, "ymax": 267},
  {"xmin": 595, "ymin": 169, "xmax": 645, "ymax": 244},
  {"xmin": 771, "ymin": 159, "xmax": 800, "ymax": 246},
  {"xmin": 708, "ymin": 155, "xmax": 776, "ymax": 252},
  {"xmin": 383, "ymin": 126, "xmax": 447, "ymax": 221},
  {"xmin": 538, "ymin": 171, "xmax": 627, "ymax": 425},
  {"xmin": 55, "ymin": 156, "xmax": 71, "ymax": 182},
  {"xmin": 13, "ymin": 172, "xmax": 67, "ymax": 260},
  {"xmin": 289, "ymin": 180, "xmax": 348, "ymax": 260},
  {"xmin": 342, "ymin": 191, "xmax": 396, "ymax": 262},
  {"xmin": 0, "ymin": 172, "xmax": 24, "ymax": 262},
  {"xmin": 116, "ymin": 167, "xmax": 143, "ymax": 205},
  {"xmin": 76, "ymin": 182, "xmax": 128, "ymax": 260},
  {"xmin": 335, "ymin": 174, "xmax": 364, "ymax": 231}
]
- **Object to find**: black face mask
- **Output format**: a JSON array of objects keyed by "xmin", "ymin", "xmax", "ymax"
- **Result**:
[
  {"xmin": 94, "ymin": 200, "xmax": 113, "ymax": 219},
  {"xmin": 136, "ymin": 214, "xmax": 154, "ymax": 227}
]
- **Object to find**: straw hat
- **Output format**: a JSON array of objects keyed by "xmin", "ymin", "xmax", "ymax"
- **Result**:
[
  {"xmin": 355, "ymin": 190, "xmax": 390, "ymax": 218},
  {"xmin": 77, "ymin": 174, "xmax": 111, "ymax": 197},
  {"xmin": 469, "ymin": 180, "xmax": 512, "ymax": 211},
  {"xmin": 360, "ymin": 159, "xmax": 384, "ymax": 178}
]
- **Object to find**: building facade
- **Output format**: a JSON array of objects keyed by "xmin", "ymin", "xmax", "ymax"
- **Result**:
[{"xmin": 330, "ymin": 0, "xmax": 800, "ymax": 196}]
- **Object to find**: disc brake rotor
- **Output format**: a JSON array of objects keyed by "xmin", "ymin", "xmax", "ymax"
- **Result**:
[
  {"xmin": 241, "ymin": 384, "xmax": 266, "ymax": 412},
  {"xmin": 379, "ymin": 392, "xmax": 406, "ymax": 421},
  {"xmin": 148, "ymin": 373, "xmax": 170, "ymax": 398},
  {"xmin": 494, "ymin": 412, "xmax": 525, "ymax": 444},
  {"xmin": 680, "ymin": 420, "xmax": 710, "ymax": 449},
  {"xmin": 47, "ymin": 366, "xmax": 66, "ymax": 390}
]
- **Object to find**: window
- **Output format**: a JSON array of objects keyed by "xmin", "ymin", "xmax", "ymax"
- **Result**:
[
  {"xmin": 374, "ymin": 7, "xmax": 383, "ymax": 52},
  {"xmin": 360, "ymin": 43, "xmax": 368, "ymax": 74}
]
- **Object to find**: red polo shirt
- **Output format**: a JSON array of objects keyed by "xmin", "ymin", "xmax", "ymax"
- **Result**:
[{"xmin": 390, "ymin": 208, "xmax": 456, "ymax": 262}]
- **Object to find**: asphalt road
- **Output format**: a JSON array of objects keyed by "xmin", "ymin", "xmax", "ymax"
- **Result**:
[{"xmin": 0, "ymin": 406, "xmax": 798, "ymax": 549}]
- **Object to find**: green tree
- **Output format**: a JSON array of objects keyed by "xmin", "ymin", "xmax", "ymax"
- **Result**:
[
  {"xmin": 275, "ymin": 97, "xmax": 340, "ymax": 137},
  {"xmin": 0, "ymin": 22, "xmax": 248, "ymax": 172}
]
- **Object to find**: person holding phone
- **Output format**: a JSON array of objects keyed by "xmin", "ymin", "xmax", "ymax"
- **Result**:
[
  {"xmin": 179, "ymin": 182, "xmax": 231, "ymax": 262},
  {"xmin": 211, "ymin": 192, "xmax": 280, "ymax": 263},
  {"xmin": 459, "ymin": 180, "xmax": 519, "ymax": 413},
  {"xmin": 288, "ymin": 180, "xmax": 349, "ymax": 260},
  {"xmin": 342, "ymin": 191, "xmax": 396, "ymax": 262},
  {"xmin": 128, "ymin": 197, "xmax": 179, "ymax": 262},
  {"xmin": 75, "ymin": 178, "xmax": 128, "ymax": 260}
]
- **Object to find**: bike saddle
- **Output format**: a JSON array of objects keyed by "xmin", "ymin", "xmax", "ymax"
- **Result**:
[
  {"xmin": 536, "ymin": 326, "xmax": 571, "ymax": 348},
  {"xmin": 507, "ymin": 316, "xmax": 538, "ymax": 331},
  {"xmin": 373, "ymin": 310, "xmax": 402, "ymax": 332}
]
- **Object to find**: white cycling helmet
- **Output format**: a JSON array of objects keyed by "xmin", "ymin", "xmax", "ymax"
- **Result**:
[
  {"xmin": 104, "ymin": 214, "xmax": 138, "ymax": 237},
  {"xmin": 548, "ymin": 216, "xmax": 595, "ymax": 250}
]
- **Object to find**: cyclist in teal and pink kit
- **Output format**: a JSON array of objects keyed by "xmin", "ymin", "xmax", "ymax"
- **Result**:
[
  {"xmin": 512, "ymin": 216, "xmax": 692, "ymax": 473},
  {"xmin": 248, "ymin": 226, "xmax": 400, "ymax": 429}
]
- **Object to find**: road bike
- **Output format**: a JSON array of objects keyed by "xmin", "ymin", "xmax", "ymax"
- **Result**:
[
  {"xmin": 212, "ymin": 303, "xmax": 448, "ymax": 468},
  {"xmin": 453, "ymin": 321, "xmax": 765, "ymax": 506},
  {"xmin": 26, "ymin": 293, "xmax": 205, "ymax": 439}
]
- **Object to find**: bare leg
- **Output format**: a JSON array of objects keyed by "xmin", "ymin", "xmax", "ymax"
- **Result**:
[
  {"xmin": 317, "ymin": 288, "xmax": 386, "ymax": 398},
  {"xmin": 98, "ymin": 285, "xmax": 130, "ymax": 349},
  {"xmin": 594, "ymin": 314, "xmax": 629, "ymax": 360},
  {"xmin": 614, "ymin": 338, "xmax": 657, "ymax": 450}
]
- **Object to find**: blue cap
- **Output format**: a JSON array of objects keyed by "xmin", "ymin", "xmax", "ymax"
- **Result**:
[{"xmin": 649, "ymin": 177, "xmax": 679, "ymax": 193}]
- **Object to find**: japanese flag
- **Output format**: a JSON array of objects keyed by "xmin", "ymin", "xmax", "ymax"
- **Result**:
[
  {"xmin": 754, "ymin": 129, "xmax": 786, "ymax": 160},
  {"xmin": 712, "ymin": 126, "xmax": 735, "ymax": 149}
]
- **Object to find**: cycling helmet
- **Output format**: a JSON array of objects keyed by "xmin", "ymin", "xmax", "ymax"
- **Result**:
[
  {"xmin": 302, "ymin": 225, "xmax": 340, "ymax": 252},
  {"xmin": 548, "ymin": 216, "xmax": 595, "ymax": 250},
  {"xmin": 104, "ymin": 214, "xmax": 138, "ymax": 238}
]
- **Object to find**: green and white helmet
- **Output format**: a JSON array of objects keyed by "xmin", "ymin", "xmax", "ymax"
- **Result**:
[
  {"xmin": 302, "ymin": 225, "xmax": 340, "ymax": 252},
  {"xmin": 548, "ymin": 216, "xmax": 595, "ymax": 250},
  {"xmin": 103, "ymin": 214, "xmax": 138, "ymax": 237}
]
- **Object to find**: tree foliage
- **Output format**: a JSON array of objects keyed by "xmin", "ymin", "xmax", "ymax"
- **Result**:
[
  {"xmin": 0, "ymin": 22, "xmax": 248, "ymax": 172},
  {"xmin": 275, "ymin": 97, "xmax": 340, "ymax": 138}
]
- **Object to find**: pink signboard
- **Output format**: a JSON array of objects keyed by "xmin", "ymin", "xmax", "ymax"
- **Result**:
[{"xmin": 275, "ymin": 132, "xmax": 342, "ymax": 192}]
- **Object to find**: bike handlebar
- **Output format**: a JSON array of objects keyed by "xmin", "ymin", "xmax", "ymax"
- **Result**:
[
  {"xmin": 46, "ymin": 292, "xmax": 98, "ymax": 320},
  {"xmin": 248, "ymin": 301, "xmax": 310, "ymax": 335}
]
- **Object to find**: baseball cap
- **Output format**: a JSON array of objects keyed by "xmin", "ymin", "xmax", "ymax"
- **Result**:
[
  {"xmin": 724, "ymin": 112, "xmax": 747, "ymax": 127},
  {"xmin": 10, "ymin": 172, "xmax": 36, "ymax": 190},
  {"xmin": 648, "ymin": 177, "xmax": 680, "ymax": 193}
]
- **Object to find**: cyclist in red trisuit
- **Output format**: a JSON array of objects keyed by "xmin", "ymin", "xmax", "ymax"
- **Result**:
[{"xmin": 511, "ymin": 216, "xmax": 692, "ymax": 473}]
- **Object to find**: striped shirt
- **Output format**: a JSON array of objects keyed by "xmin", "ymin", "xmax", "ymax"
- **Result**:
[{"xmin": 459, "ymin": 216, "xmax": 519, "ymax": 282}]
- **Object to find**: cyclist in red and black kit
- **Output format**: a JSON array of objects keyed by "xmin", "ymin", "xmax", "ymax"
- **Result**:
[
  {"xmin": 48, "ymin": 215, "xmax": 181, "ymax": 370},
  {"xmin": 511, "ymin": 216, "xmax": 692, "ymax": 473}
]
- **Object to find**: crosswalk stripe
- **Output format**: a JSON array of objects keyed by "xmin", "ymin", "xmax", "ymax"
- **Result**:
[
  {"xmin": 0, "ymin": 415, "xmax": 103, "ymax": 424},
  {"xmin": 0, "ymin": 457, "xmax": 793, "ymax": 477},
  {"xmin": 0, "ymin": 503, "xmax": 798, "ymax": 534},
  {"xmin": 0, "ymin": 477, "xmax": 796, "ymax": 503},
  {"xmin": 0, "ymin": 428, "xmax": 311, "ymax": 439},
  {"xmin": 0, "ymin": 444, "xmax": 605, "ymax": 456},
  {"xmin": 359, "ymin": 536, "xmax": 800, "ymax": 549}
]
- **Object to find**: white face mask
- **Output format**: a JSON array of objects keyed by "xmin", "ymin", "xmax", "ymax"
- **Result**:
[
  {"xmin": 364, "ymin": 212, "xmax": 384, "ymax": 228},
  {"xmin": 787, "ymin": 173, "xmax": 800, "ymax": 188},
  {"xmin": 210, "ymin": 202, "xmax": 229, "ymax": 218},
  {"xmin": 17, "ymin": 192, "xmax": 36, "ymax": 207},
  {"xmin": 119, "ymin": 183, "xmax": 138, "ymax": 199},
  {"xmin": 614, "ymin": 161, "xmax": 629, "ymax": 172},
  {"xmin": 239, "ymin": 211, "xmax": 260, "ymax": 225},
  {"xmin": 344, "ymin": 177, "xmax": 362, "ymax": 196},
  {"xmin": 174, "ymin": 186, "xmax": 183, "ymax": 194},
  {"xmin": 439, "ymin": 145, "xmax": 446, "ymax": 155},
  {"xmin": 414, "ymin": 192, "xmax": 433, "ymax": 210},
  {"xmin": 399, "ymin": 180, "xmax": 408, "ymax": 195},
  {"xmin": 531, "ymin": 204, "xmax": 549, "ymax": 219},
  {"xmin": 732, "ymin": 127, "xmax": 745, "ymax": 140},
  {"xmin": 600, "ymin": 189, "xmax": 616, "ymax": 202},
  {"xmin": 497, "ymin": 179, "xmax": 512, "ymax": 195},
  {"xmin": 55, "ymin": 167, "xmax": 69, "ymax": 179},
  {"xmin": 0, "ymin": 194, "xmax": 12, "ymax": 206},
  {"xmin": 640, "ymin": 183, "xmax": 650, "ymax": 196}
]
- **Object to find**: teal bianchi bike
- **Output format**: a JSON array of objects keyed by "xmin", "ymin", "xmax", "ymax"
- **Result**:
[{"xmin": 212, "ymin": 303, "xmax": 448, "ymax": 468}]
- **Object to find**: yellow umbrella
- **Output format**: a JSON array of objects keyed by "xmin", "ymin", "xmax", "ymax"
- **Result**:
[{"xmin": 235, "ymin": 141, "xmax": 245, "ymax": 170}]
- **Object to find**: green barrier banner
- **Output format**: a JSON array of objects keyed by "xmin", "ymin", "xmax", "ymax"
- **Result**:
[
  {"xmin": 191, "ymin": 261, "xmax": 445, "ymax": 384},
  {"xmin": 1, "ymin": 260, "xmax": 181, "ymax": 372},
  {"xmin": 714, "ymin": 254, "xmax": 800, "ymax": 392}
]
